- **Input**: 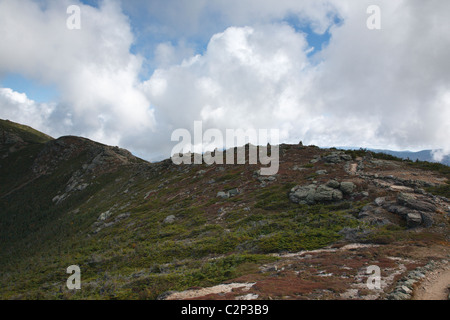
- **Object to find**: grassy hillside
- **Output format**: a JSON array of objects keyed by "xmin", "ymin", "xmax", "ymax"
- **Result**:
[
  {"xmin": 0, "ymin": 119, "xmax": 53, "ymax": 144},
  {"xmin": 0, "ymin": 123, "xmax": 448, "ymax": 300}
]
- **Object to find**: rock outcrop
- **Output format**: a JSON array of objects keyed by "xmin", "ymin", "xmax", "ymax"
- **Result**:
[{"xmin": 289, "ymin": 180, "xmax": 356, "ymax": 205}]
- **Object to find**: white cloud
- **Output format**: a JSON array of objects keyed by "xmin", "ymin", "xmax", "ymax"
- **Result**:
[
  {"xmin": 143, "ymin": 23, "xmax": 314, "ymax": 156},
  {"xmin": 143, "ymin": 0, "xmax": 450, "ymax": 160},
  {"xmin": 0, "ymin": 88, "xmax": 55, "ymax": 135},
  {"xmin": 0, "ymin": 0, "xmax": 155, "ymax": 150}
]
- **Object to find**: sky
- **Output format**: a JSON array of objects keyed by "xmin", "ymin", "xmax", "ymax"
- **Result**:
[{"xmin": 0, "ymin": 0, "xmax": 449, "ymax": 162}]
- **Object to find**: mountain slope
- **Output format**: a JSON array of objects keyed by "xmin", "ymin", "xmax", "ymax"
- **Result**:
[{"xmin": 0, "ymin": 121, "xmax": 449, "ymax": 300}]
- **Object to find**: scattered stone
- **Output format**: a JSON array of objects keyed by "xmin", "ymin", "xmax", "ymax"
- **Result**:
[
  {"xmin": 228, "ymin": 188, "xmax": 240, "ymax": 197},
  {"xmin": 374, "ymin": 197, "xmax": 386, "ymax": 207},
  {"xmin": 310, "ymin": 156, "xmax": 320, "ymax": 164},
  {"xmin": 217, "ymin": 191, "xmax": 230, "ymax": 199},
  {"xmin": 163, "ymin": 215, "xmax": 176, "ymax": 224},
  {"xmin": 314, "ymin": 185, "xmax": 343, "ymax": 202},
  {"xmin": 316, "ymin": 170, "xmax": 328, "ymax": 175},
  {"xmin": 322, "ymin": 152, "xmax": 352, "ymax": 164},
  {"xmin": 258, "ymin": 175, "xmax": 277, "ymax": 183},
  {"xmin": 406, "ymin": 212, "xmax": 423, "ymax": 228},
  {"xmin": 340, "ymin": 182, "xmax": 356, "ymax": 195},
  {"xmin": 326, "ymin": 180, "xmax": 340, "ymax": 189},
  {"xmin": 99, "ymin": 210, "xmax": 113, "ymax": 221}
]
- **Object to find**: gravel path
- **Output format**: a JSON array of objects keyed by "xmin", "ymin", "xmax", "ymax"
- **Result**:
[{"xmin": 413, "ymin": 266, "xmax": 450, "ymax": 300}]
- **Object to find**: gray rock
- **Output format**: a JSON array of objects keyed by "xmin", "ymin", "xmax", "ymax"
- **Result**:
[
  {"xmin": 401, "ymin": 279, "xmax": 416, "ymax": 289},
  {"xmin": 217, "ymin": 191, "xmax": 229, "ymax": 199},
  {"xmin": 358, "ymin": 205, "xmax": 373, "ymax": 218},
  {"xmin": 398, "ymin": 286, "xmax": 412, "ymax": 294},
  {"xmin": 228, "ymin": 188, "xmax": 240, "ymax": 197},
  {"xmin": 340, "ymin": 182, "xmax": 356, "ymax": 195},
  {"xmin": 290, "ymin": 183, "xmax": 343, "ymax": 204},
  {"xmin": 310, "ymin": 157, "xmax": 320, "ymax": 164},
  {"xmin": 258, "ymin": 175, "xmax": 277, "ymax": 182},
  {"xmin": 289, "ymin": 184, "xmax": 317, "ymax": 204},
  {"xmin": 385, "ymin": 204, "xmax": 410, "ymax": 217},
  {"xmin": 388, "ymin": 292, "xmax": 410, "ymax": 300},
  {"xmin": 326, "ymin": 180, "xmax": 340, "ymax": 189},
  {"xmin": 314, "ymin": 185, "xmax": 343, "ymax": 202},
  {"xmin": 292, "ymin": 165, "xmax": 307, "ymax": 171},
  {"xmin": 316, "ymin": 170, "xmax": 328, "ymax": 175},
  {"xmin": 98, "ymin": 210, "xmax": 112, "ymax": 221},
  {"xmin": 338, "ymin": 227, "xmax": 371, "ymax": 242},
  {"xmin": 397, "ymin": 193, "xmax": 437, "ymax": 212},
  {"xmin": 406, "ymin": 212, "xmax": 422, "ymax": 228},
  {"xmin": 322, "ymin": 153, "xmax": 342, "ymax": 164},
  {"xmin": 420, "ymin": 212, "xmax": 434, "ymax": 227},
  {"xmin": 163, "ymin": 215, "xmax": 176, "ymax": 224},
  {"xmin": 104, "ymin": 222, "xmax": 114, "ymax": 228},
  {"xmin": 322, "ymin": 152, "xmax": 352, "ymax": 164},
  {"xmin": 374, "ymin": 197, "xmax": 386, "ymax": 207}
]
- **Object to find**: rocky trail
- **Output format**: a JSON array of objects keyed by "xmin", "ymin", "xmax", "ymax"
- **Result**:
[{"xmin": 413, "ymin": 264, "xmax": 450, "ymax": 300}]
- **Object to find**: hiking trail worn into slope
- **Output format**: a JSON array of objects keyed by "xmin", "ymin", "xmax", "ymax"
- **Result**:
[{"xmin": 413, "ymin": 264, "xmax": 450, "ymax": 300}]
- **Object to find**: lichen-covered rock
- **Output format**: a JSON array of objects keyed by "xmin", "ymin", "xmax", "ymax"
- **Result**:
[
  {"xmin": 217, "ymin": 191, "xmax": 229, "ymax": 199},
  {"xmin": 322, "ymin": 152, "xmax": 352, "ymax": 164},
  {"xmin": 99, "ymin": 210, "xmax": 112, "ymax": 221},
  {"xmin": 289, "ymin": 184, "xmax": 343, "ymax": 204},
  {"xmin": 314, "ymin": 185, "xmax": 343, "ymax": 202},
  {"xmin": 289, "ymin": 184, "xmax": 317, "ymax": 204},
  {"xmin": 163, "ymin": 215, "xmax": 176, "ymax": 224},
  {"xmin": 397, "ymin": 193, "xmax": 437, "ymax": 212},
  {"xmin": 340, "ymin": 182, "xmax": 356, "ymax": 195},
  {"xmin": 326, "ymin": 180, "xmax": 340, "ymax": 189}
]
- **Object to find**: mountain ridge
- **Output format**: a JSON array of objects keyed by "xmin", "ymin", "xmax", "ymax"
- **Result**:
[{"xmin": 0, "ymin": 119, "xmax": 449, "ymax": 300}]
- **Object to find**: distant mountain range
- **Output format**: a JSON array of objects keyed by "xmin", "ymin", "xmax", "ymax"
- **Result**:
[{"xmin": 337, "ymin": 147, "xmax": 450, "ymax": 166}]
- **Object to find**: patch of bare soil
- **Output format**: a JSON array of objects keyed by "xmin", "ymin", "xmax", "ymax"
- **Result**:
[{"xmin": 413, "ymin": 264, "xmax": 450, "ymax": 300}]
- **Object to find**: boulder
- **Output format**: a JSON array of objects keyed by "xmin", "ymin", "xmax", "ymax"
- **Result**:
[
  {"xmin": 340, "ymin": 182, "xmax": 356, "ymax": 195},
  {"xmin": 322, "ymin": 152, "xmax": 352, "ymax": 164},
  {"xmin": 406, "ymin": 212, "xmax": 422, "ymax": 228},
  {"xmin": 289, "ymin": 184, "xmax": 317, "ymax": 204},
  {"xmin": 289, "ymin": 184, "xmax": 343, "ymax": 204},
  {"xmin": 374, "ymin": 197, "xmax": 385, "ymax": 207},
  {"xmin": 314, "ymin": 185, "xmax": 343, "ymax": 202},
  {"xmin": 228, "ymin": 188, "xmax": 240, "ymax": 197},
  {"xmin": 217, "ymin": 191, "xmax": 229, "ymax": 199},
  {"xmin": 397, "ymin": 193, "xmax": 437, "ymax": 212},
  {"xmin": 326, "ymin": 180, "xmax": 340, "ymax": 189}
]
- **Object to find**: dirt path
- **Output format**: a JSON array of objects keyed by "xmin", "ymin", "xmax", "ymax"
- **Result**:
[{"xmin": 413, "ymin": 266, "xmax": 450, "ymax": 300}]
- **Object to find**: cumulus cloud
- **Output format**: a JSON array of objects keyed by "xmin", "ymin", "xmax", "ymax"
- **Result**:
[
  {"xmin": 0, "ymin": 88, "xmax": 55, "ymax": 134},
  {"xmin": 0, "ymin": 0, "xmax": 155, "ymax": 151},
  {"xmin": 142, "ymin": 0, "xmax": 450, "ymax": 160},
  {"xmin": 143, "ymin": 23, "xmax": 314, "ymax": 157}
]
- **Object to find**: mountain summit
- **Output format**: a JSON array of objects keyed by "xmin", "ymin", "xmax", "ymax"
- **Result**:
[{"xmin": 0, "ymin": 119, "xmax": 449, "ymax": 300}]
